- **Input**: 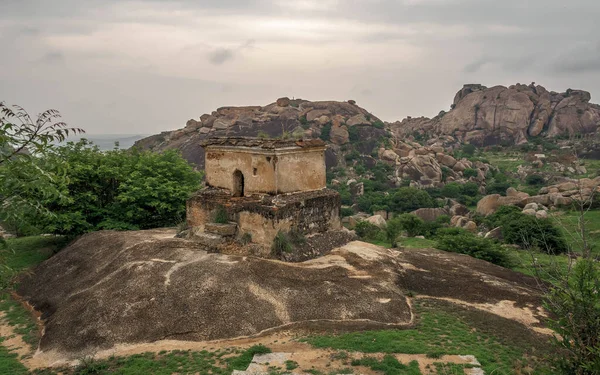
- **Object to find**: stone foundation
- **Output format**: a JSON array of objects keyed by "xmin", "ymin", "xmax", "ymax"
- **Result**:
[{"xmin": 187, "ymin": 188, "xmax": 341, "ymax": 253}]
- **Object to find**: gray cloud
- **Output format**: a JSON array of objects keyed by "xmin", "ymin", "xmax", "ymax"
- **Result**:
[
  {"xmin": 208, "ymin": 48, "xmax": 235, "ymax": 65},
  {"xmin": 552, "ymin": 42, "xmax": 600, "ymax": 73},
  {"xmin": 0, "ymin": 0, "xmax": 599, "ymax": 133}
]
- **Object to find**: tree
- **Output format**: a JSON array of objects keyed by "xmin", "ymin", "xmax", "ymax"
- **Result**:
[
  {"xmin": 530, "ymin": 176, "xmax": 600, "ymax": 373},
  {"xmin": 36, "ymin": 140, "xmax": 203, "ymax": 234},
  {"xmin": 0, "ymin": 103, "xmax": 83, "ymax": 233}
]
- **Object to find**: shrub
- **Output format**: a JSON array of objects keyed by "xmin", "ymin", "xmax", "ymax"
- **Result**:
[
  {"xmin": 525, "ymin": 174, "xmax": 545, "ymax": 186},
  {"xmin": 257, "ymin": 130, "xmax": 270, "ymax": 139},
  {"xmin": 389, "ymin": 187, "xmax": 436, "ymax": 213},
  {"xmin": 463, "ymin": 168, "xmax": 478, "ymax": 178},
  {"xmin": 271, "ymin": 231, "xmax": 292, "ymax": 256},
  {"xmin": 320, "ymin": 122, "xmax": 332, "ymax": 141},
  {"xmin": 395, "ymin": 214, "xmax": 426, "ymax": 237},
  {"xmin": 340, "ymin": 207, "xmax": 354, "ymax": 217},
  {"xmin": 385, "ymin": 217, "xmax": 403, "ymax": 247},
  {"xmin": 214, "ymin": 206, "xmax": 229, "ymax": 224},
  {"xmin": 461, "ymin": 143, "xmax": 476, "ymax": 157},
  {"xmin": 544, "ymin": 259, "xmax": 600, "ymax": 374},
  {"xmin": 502, "ymin": 214, "xmax": 568, "ymax": 254},
  {"xmin": 486, "ymin": 181, "xmax": 512, "ymax": 195},
  {"xmin": 436, "ymin": 229, "xmax": 515, "ymax": 268},
  {"xmin": 372, "ymin": 120, "xmax": 385, "ymax": 129},
  {"xmin": 355, "ymin": 221, "xmax": 382, "ymax": 240}
]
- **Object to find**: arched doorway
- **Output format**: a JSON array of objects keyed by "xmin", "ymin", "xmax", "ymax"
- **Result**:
[{"xmin": 232, "ymin": 170, "xmax": 244, "ymax": 197}]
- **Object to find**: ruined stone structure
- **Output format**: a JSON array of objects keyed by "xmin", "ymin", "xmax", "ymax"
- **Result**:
[{"xmin": 187, "ymin": 137, "xmax": 341, "ymax": 255}]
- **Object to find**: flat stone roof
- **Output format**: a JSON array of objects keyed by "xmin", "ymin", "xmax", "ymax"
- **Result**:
[{"xmin": 200, "ymin": 137, "xmax": 326, "ymax": 149}]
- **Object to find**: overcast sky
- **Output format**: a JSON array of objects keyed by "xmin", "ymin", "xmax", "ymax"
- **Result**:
[{"xmin": 1, "ymin": 0, "xmax": 599, "ymax": 134}]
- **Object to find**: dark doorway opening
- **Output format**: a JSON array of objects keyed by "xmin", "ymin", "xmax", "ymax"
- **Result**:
[{"xmin": 233, "ymin": 170, "xmax": 244, "ymax": 197}]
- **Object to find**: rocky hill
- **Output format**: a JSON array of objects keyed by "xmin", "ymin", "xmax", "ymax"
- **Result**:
[
  {"xmin": 17, "ymin": 228, "xmax": 545, "ymax": 357},
  {"xmin": 390, "ymin": 83, "xmax": 600, "ymax": 145}
]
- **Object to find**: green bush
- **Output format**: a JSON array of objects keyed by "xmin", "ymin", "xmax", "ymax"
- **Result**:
[
  {"xmin": 525, "ymin": 174, "xmax": 545, "ymax": 186},
  {"xmin": 486, "ymin": 206, "xmax": 568, "ymax": 254},
  {"xmin": 463, "ymin": 168, "xmax": 478, "ymax": 178},
  {"xmin": 503, "ymin": 214, "xmax": 568, "ymax": 254},
  {"xmin": 389, "ymin": 187, "xmax": 436, "ymax": 213},
  {"xmin": 355, "ymin": 221, "xmax": 382, "ymax": 240},
  {"xmin": 394, "ymin": 214, "xmax": 426, "ymax": 237},
  {"xmin": 340, "ymin": 207, "xmax": 354, "ymax": 217},
  {"xmin": 372, "ymin": 120, "xmax": 385, "ymax": 129},
  {"xmin": 461, "ymin": 143, "xmax": 476, "ymax": 157},
  {"xmin": 31, "ymin": 140, "xmax": 202, "ymax": 235},
  {"xmin": 214, "ymin": 206, "xmax": 229, "ymax": 224},
  {"xmin": 436, "ymin": 229, "xmax": 515, "ymax": 268},
  {"xmin": 320, "ymin": 122, "xmax": 332, "ymax": 141},
  {"xmin": 271, "ymin": 231, "xmax": 292, "ymax": 256},
  {"xmin": 545, "ymin": 259, "xmax": 600, "ymax": 374}
]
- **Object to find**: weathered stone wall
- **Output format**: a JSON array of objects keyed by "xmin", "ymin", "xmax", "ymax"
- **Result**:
[
  {"xmin": 275, "ymin": 149, "xmax": 326, "ymax": 193},
  {"xmin": 187, "ymin": 189, "xmax": 341, "ymax": 246},
  {"xmin": 204, "ymin": 146, "xmax": 326, "ymax": 195},
  {"xmin": 205, "ymin": 149, "xmax": 277, "ymax": 195}
]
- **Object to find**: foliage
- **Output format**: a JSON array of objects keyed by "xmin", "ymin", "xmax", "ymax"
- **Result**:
[
  {"xmin": 340, "ymin": 207, "xmax": 354, "ymax": 217},
  {"xmin": 351, "ymin": 355, "xmax": 421, "ymax": 375},
  {"xmin": 227, "ymin": 345, "xmax": 272, "ymax": 371},
  {"xmin": 500, "ymin": 211, "xmax": 569, "ymax": 254},
  {"xmin": 355, "ymin": 221, "xmax": 382, "ymax": 240},
  {"xmin": 385, "ymin": 217, "xmax": 403, "ymax": 247},
  {"xmin": 463, "ymin": 168, "xmax": 477, "ymax": 178},
  {"xmin": 271, "ymin": 231, "xmax": 293, "ymax": 256},
  {"xmin": 0, "ymin": 103, "xmax": 84, "ymax": 234},
  {"xmin": 461, "ymin": 143, "xmax": 476, "ymax": 157},
  {"xmin": 486, "ymin": 181, "xmax": 512, "ymax": 195},
  {"xmin": 214, "ymin": 206, "xmax": 229, "ymax": 224},
  {"xmin": 544, "ymin": 259, "xmax": 600, "ymax": 374},
  {"xmin": 257, "ymin": 130, "xmax": 270, "ymax": 139},
  {"xmin": 319, "ymin": 122, "xmax": 332, "ymax": 141},
  {"xmin": 427, "ymin": 182, "xmax": 480, "ymax": 206},
  {"xmin": 348, "ymin": 125, "xmax": 360, "ymax": 143},
  {"xmin": 372, "ymin": 120, "xmax": 385, "ymax": 129},
  {"xmin": 436, "ymin": 229, "xmax": 515, "ymax": 268},
  {"xmin": 395, "ymin": 214, "xmax": 426, "ymax": 238},
  {"xmin": 27, "ymin": 141, "xmax": 203, "ymax": 235},
  {"xmin": 525, "ymin": 174, "xmax": 545, "ymax": 186}
]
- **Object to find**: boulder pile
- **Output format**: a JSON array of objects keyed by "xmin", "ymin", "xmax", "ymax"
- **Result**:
[
  {"xmin": 476, "ymin": 176, "xmax": 600, "ymax": 216},
  {"xmin": 376, "ymin": 140, "xmax": 496, "ymax": 188}
]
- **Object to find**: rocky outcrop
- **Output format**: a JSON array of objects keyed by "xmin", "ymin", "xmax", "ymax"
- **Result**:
[
  {"xmin": 17, "ymin": 229, "xmax": 545, "ymax": 357},
  {"xmin": 389, "ymin": 83, "xmax": 600, "ymax": 145},
  {"xmin": 134, "ymin": 99, "xmax": 383, "ymax": 169}
]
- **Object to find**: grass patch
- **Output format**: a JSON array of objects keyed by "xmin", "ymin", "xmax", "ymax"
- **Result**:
[
  {"xmin": 29, "ymin": 346, "xmax": 273, "ymax": 374},
  {"xmin": 0, "ymin": 337, "xmax": 28, "ymax": 375},
  {"xmin": 351, "ymin": 355, "xmax": 420, "ymax": 375},
  {"xmin": 551, "ymin": 210, "xmax": 600, "ymax": 255},
  {"xmin": 396, "ymin": 237, "xmax": 436, "ymax": 249},
  {"xmin": 303, "ymin": 299, "xmax": 556, "ymax": 374}
]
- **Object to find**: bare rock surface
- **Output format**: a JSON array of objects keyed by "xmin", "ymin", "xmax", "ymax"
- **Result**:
[
  {"xmin": 18, "ymin": 229, "xmax": 545, "ymax": 358},
  {"xmin": 389, "ymin": 83, "xmax": 600, "ymax": 144}
]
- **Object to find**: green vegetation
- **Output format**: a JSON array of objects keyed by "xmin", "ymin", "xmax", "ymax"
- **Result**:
[
  {"xmin": 436, "ymin": 228, "xmax": 514, "ymax": 268},
  {"xmin": 30, "ymin": 345, "xmax": 272, "ymax": 375},
  {"xmin": 32, "ymin": 140, "xmax": 202, "ymax": 235},
  {"xmin": 213, "ymin": 205, "xmax": 229, "ymax": 224},
  {"xmin": 304, "ymin": 299, "xmax": 554, "ymax": 374},
  {"xmin": 0, "ymin": 340, "xmax": 27, "ymax": 375},
  {"xmin": 545, "ymin": 258, "xmax": 600, "ymax": 374},
  {"xmin": 486, "ymin": 206, "xmax": 568, "ymax": 254},
  {"xmin": 351, "ymin": 355, "xmax": 420, "ymax": 375},
  {"xmin": 271, "ymin": 230, "xmax": 293, "ymax": 256},
  {"xmin": 320, "ymin": 122, "xmax": 332, "ymax": 141}
]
